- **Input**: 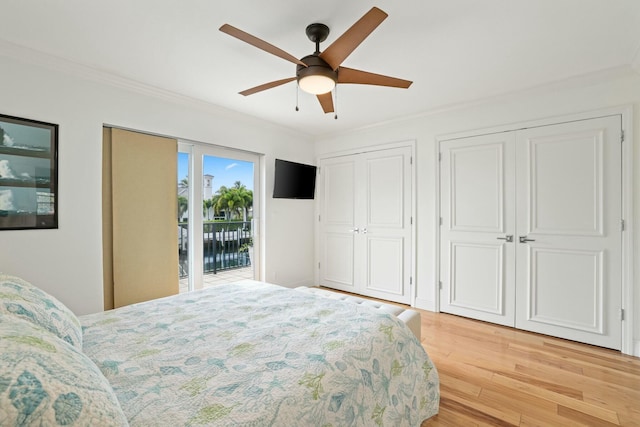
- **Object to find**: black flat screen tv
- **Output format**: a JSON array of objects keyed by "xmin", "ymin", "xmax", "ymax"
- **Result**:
[{"xmin": 273, "ymin": 159, "xmax": 317, "ymax": 199}]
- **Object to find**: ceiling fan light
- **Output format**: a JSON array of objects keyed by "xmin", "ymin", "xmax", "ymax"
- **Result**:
[{"xmin": 298, "ymin": 75, "xmax": 336, "ymax": 95}]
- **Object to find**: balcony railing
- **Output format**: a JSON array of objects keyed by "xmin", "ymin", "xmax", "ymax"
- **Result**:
[{"xmin": 178, "ymin": 221, "xmax": 252, "ymax": 278}]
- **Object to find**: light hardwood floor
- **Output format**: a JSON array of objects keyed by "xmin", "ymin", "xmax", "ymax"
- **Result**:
[{"xmin": 418, "ymin": 309, "xmax": 640, "ymax": 426}]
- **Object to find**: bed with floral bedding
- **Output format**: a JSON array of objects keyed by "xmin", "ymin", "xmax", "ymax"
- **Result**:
[{"xmin": 1, "ymin": 274, "xmax": 439, "ymax": 426}]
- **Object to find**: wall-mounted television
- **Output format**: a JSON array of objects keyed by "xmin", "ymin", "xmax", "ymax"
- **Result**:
[{"xmin": 273, "ymin": 159, "xmax": 317, "ymax": 199}]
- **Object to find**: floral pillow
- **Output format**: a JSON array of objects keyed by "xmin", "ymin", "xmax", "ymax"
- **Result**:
[
  {"xmin": 0, "ymin": 316, "xmax": 129, "ymax": 426},
  {"xmin": 0, "ymin": 274, "xmax": 82, "ymax": 349}
]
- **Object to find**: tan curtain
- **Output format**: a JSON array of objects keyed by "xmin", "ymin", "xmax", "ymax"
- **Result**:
[{"xmin": 102, "ymin": 127, "xmax": 178, "ymax": 309}]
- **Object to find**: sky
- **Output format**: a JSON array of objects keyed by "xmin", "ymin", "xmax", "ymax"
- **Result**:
[
  {"xmin": 177, "ymin": 152, "xmax": 253, "ymax": 192},
  {"xmin": 0, "ymin": 118, "xmax": 52, "ymax": 150}
]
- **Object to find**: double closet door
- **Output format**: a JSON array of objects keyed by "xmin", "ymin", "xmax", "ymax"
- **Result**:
[
  {"xmin": 318, "ymin": 146, "xmax": 413, "ymax": 304},
  {"xmin": 439, "ymin": 116, "xmax": 622, "ymax": 349}
]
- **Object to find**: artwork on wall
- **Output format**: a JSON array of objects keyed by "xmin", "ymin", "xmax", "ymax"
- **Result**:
[{"xmin": 0, "ymin": 114, "xmax": 58, "ymax": 230}]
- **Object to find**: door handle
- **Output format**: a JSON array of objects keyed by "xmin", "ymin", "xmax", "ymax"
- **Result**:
[
  {"xmin": 519, "ymin": 236, "xmax": 535, "ymax": 243},
  {"xmin": 349, "ymin": 228, "xmax": 359, "ymax": 233},
  {"xmin": 497, "ymin": 235, "xmax": 513, "ymax": 242}
]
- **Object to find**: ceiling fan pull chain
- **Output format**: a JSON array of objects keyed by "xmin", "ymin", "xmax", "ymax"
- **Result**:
[{"xmin": 295, "ymin": 84, "xmax": 299, "ymax": 111}]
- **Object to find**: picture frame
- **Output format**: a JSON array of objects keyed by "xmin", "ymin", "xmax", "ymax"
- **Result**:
[{"xmin": 0, "ymin": 114, "xmax": 58, "ymax": 230}]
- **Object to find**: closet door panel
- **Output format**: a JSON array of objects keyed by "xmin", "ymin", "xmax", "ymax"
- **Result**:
[
  {"xmin": 322, "ymin": 233, "xmax": 355, "ymax": 288},
  {"xmin": 361, "ymin": 148, "xmax": 412, "ymax": 304},
  {"xmin": 448, "ymin": 241, "xmax": 506, "ymax": 315},
  {"xmin": 366, "ymin": 236, "xmax": 404, "ymax": 296},
  {"xmin": 525, "ymin": 247, "xmax": 603, "ymax": 333},
  {"xmin": 318, "ymin": 156, "xmax": 358, "ymax": 292},
  {"xmin": 515, "ymin": 116, "xmax": 622, "ymax": 349},
  {"xmin": 526, "ymin": 129, "xmax": 603, "ymax": 235},
  {"xmin": 366, "ymin": 154, "xmax": 404, "ymax": 228},
  {"xmin": 449, "ymin": 144, "xmax": 504, "ymax": 233},
  {"xmin": 439, "ymin": 133, "xmax": 517, "ymax": 326}
]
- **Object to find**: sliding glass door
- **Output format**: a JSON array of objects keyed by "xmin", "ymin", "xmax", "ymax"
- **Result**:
[{"xmin": 178, "ymin": 142, "xmax": 260, "ymax": 292}]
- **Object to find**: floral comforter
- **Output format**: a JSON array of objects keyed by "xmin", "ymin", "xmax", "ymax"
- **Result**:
[{"xmin": 80, "ymin": 281, "xmax": 439, "ymax": 426}]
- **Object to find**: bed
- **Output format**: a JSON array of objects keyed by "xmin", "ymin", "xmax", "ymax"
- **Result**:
[{"xmin": 0, "ymin": 274, "xmax": 439, "ymax": 426}]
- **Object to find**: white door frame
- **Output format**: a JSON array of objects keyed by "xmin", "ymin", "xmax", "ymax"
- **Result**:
[
  {"xmin": 316, "ymin": 140, "xmax": 417, "ymax": 306},
  {"xmin": 434, "ymin": 106, "xmax": 635, "ymax": 355}
]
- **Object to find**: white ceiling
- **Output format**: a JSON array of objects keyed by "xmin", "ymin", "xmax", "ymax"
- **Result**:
[{"xmin": 1, "ymin": 1, "xmax": 639, "ymax": 137}]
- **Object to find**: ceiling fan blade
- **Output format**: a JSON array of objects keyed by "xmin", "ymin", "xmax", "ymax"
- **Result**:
[
  {"xmin": 220, "ymin": 24, "xmax": 307, "ymax": 67},
  {"xmin": 338, "ymin": 67, "xmax": 412, "ymax": 88},
  {"xmin": 319, "ymin": 7, "xmax": 388, "ymax": 70},
  {"xmin": 239, "ymin": 77, "xmax": 296, "ymax": 96},
  {"xmin": 316, "ymin": 92, "xmax": 334, "ymax": 113}
]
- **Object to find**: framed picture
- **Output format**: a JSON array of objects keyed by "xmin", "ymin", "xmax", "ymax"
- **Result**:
[{"xmin": 0, "ymin": 114, "xmax": 58, "ymax": 230}]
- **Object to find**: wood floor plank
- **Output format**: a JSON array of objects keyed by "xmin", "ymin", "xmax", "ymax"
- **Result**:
[
  {"xmin": 515, "ymin": 362, "xmax": 640, "ymax": 415},
  {"xmin": 519, "ymin": 412, "xmax": 592, "ymax": 427},
  {"xmin": 477, "ymin": 386, "xmax": 557, "ymax": 419},
  {"xmin": 503, "ymin": 366, "xmax": 584, "ymax": 399},
  {"xmin": 507, "ymin": 342, "xmax": 585, "ymax": 374},
  {"xmin": 491, "ymin": 371, "xmax": 620, "ymax": 424},
  {"xmin": 542, "ymin": 341, "xmax": 640, "ymax": 374},
  {"xmin": 617, "ymin": 408, "xmax": 640, "ymax": 427},
  {"xmin": 438, "ymin": 372, "xmax": 482, "ymax": 398},
  {"xmin": 438, "ymin": 396, "xmax": 519, "ymax": 426},
  {"xmin": 557, "ymin": 405, "xmax": 621, "ymax": 426},
  {"xmin": 421, "ymin": 406, "xmax": 481, "ymax": 427}
]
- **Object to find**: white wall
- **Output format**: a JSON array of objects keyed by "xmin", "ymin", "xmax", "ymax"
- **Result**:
[
  {"xmin": 315, "ymin": 68, "xmax": 640, "ymax": 356},
  {"xmin": 0, "ymin": 52, "xmax": 316, "ymax": 315}
]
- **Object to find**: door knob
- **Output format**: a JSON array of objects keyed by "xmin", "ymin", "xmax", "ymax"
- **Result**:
[
  {"xmin": 519, "ymin": 236, "xmax": 535, "ymax": 243},
  {"xmin": 496, "ymin": 235, "xmax": 513, "ymax": 242},
  {"xmin": 349, "ymin": 228, "xmax": 359, "ymax": 233},
  {"xmin": 362, "ymin": 228, "xmax": 368, "ymax": 234}
]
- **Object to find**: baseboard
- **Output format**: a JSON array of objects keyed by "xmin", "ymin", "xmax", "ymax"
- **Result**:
[
  {"xmin": 633, "ymin": 339, "xmax": 640, "ymax": 358},
  {"xmin": 414, "ymin": 297, "xmax": 435, "ymax": 312}
]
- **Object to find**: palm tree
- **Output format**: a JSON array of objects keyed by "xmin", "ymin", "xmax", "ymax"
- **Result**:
[
  {"xmin": 203, "ymin": 198, "xmax": 214, "ymax": 220},
  {"xmin": 212, "ymin": 185, "xmax": 230, "ymax": 220},
  {"xmin": 231, "ymin": 181, "xmax": 253, "ymax": 221},
  {"xmin": 177, "ymin": 196, "xmax": 188, "ymax": 221},
  {"xmin": 211, "ymin": 182, "xmax": 253, "ymax": 221}
]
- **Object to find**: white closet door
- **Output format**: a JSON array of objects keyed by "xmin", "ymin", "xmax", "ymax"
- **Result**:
[
  {"xmin": 439, "ymin": 133, "xmax": 517, "ymax": 326},
  {"xmin": 515, "ymin": 116, "xmax": 622, "ymax": 349},
  {"xmin": 360, "ymin": 147, "xmax": 412, "ymax": 304},
  {"xmin": 318, "ymin": 155, "xmax": 358, "ymax": 293},
  {"xmin": 319, "ymin": 146, "xmax": 413, "ymax": 304}
]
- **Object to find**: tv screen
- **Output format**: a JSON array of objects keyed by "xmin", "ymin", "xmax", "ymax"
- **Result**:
[{"xmin": 273, "ymin": 159, "xmax": 317, "ymax": 199}]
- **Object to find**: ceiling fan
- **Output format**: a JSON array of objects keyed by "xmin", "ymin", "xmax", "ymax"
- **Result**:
[{"xmin": 219, "ymin": 7, "xmax": 412, "ymax": 115}]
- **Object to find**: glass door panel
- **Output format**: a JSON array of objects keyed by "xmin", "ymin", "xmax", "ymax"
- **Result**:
[
  {"xmin": 178, "ymin": 142, "xmax": 259, "ymax": 293},
  {"xmin": 202, "ymin": 154, "xmax": 255, "ymax": 285}
]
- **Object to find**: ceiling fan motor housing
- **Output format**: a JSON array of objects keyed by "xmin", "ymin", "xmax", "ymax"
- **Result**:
[{"xmin": 297, "ymin": 55, "xmax": 338, "ymax": 89}]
